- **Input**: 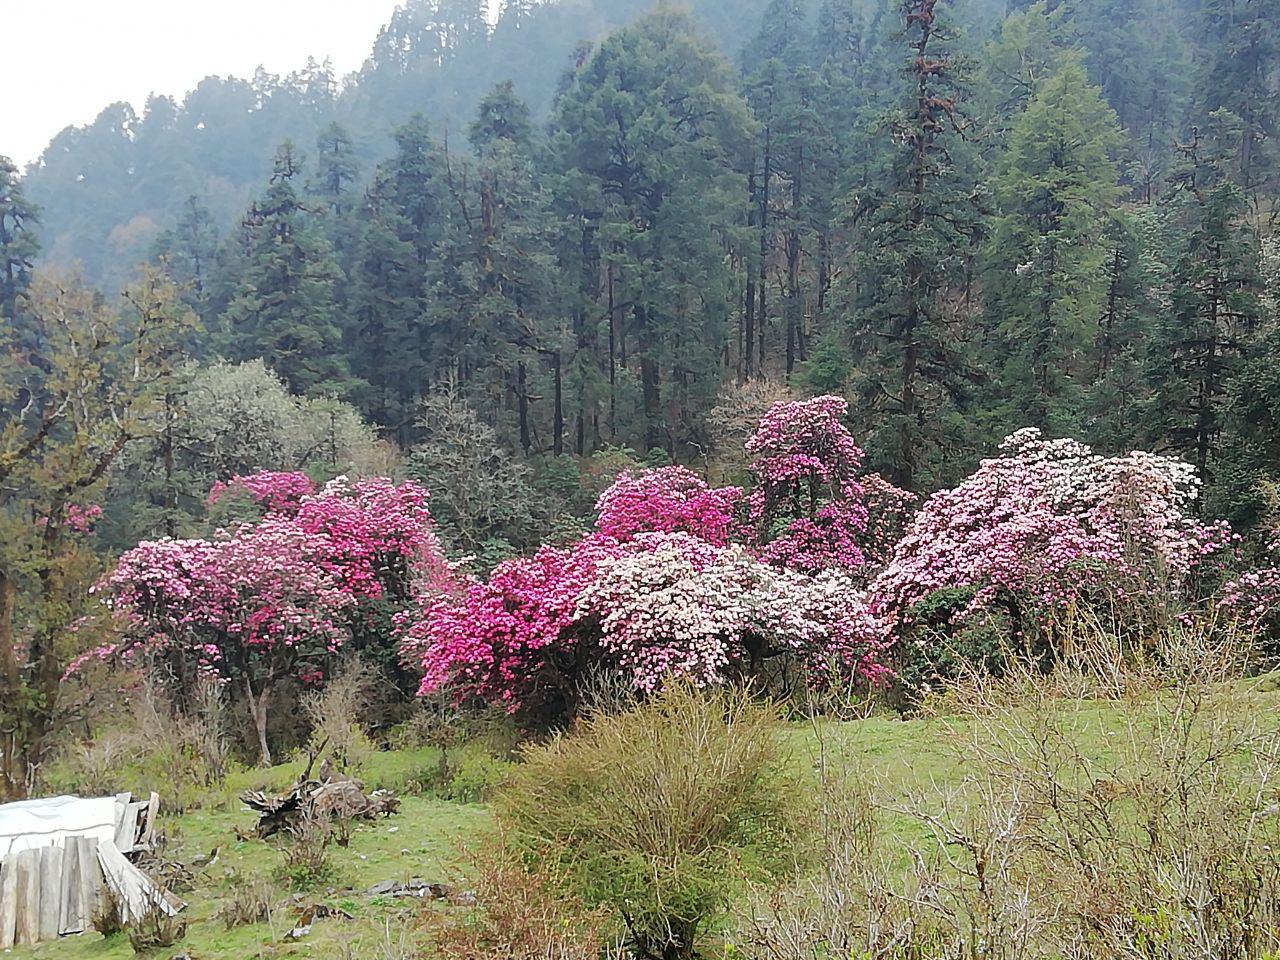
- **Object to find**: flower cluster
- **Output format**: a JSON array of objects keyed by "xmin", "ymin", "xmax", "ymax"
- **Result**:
[
  {"xmin": 208, "ymin": 471, "xmax": 317, "ymax": 514},
  {"xmin": 409, "ymin": 535, "xmax": 622, "ymax": 710},
  {"xmin": 871, "ymin": 428, "xmax": 1226, "ymax": 637},
  {"xmin": 594, "ymin": 466, "xmax": 742, "ymax": 546},
  {"xmin": 96, "ymin": 523, "xmax": 353, "ymax": 670},
  {"xmin": 744, "ymin": 395, "xmax": 897, "ymax": 574},
  {"xmin": 38, "ymin": 502, "xmax": 104, "ymax": 534},
  {"xmin": 96, "ymin": 473, "xmax": 447, "ymax": 745},
  {"xmin": 1218, "ymin": 534, "xmax": 1280, "ymax": 636},
  {"xmin": 576, "ymin": 533, "xmax": 887, "ymax": 692},
  {"xmin": 293, "ymin": 476, "xmax": 444, "ymax": 600}
]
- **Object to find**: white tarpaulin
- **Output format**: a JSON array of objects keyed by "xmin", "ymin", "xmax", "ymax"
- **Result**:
[
  {"xmin": 0, "ymin": 795, "xmax": 129, "ymax": 862},
  {"xmin": 0, "ymin": 792, "xmax": 179, "ymax": 949}
]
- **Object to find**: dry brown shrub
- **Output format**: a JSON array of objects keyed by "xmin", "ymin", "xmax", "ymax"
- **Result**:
[
  {"xmin": 429, "ymin": 844, "xmax": 623, "ymax": 960},
  {"xmin": 303, "ymin": 658, "xmax": 376, "ymax": 775},
  {"xmin": 734, "ymin": 626, "xmax": 1280, "ymax": 960},
  {"xmin": 217, "ymin": 873, "xmax": 275, "ymax": 930},
  {"xmin": 704, "ymin": 379, "xmax": 797, "ymax": 482}
]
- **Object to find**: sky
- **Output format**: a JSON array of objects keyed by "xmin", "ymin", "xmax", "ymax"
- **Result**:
[{"xmin": 3, "ymin": 0, "xmax": 438, "ymax": 169}]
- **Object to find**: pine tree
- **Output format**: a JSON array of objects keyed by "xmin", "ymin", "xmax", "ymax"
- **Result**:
[
  {"xmin": 1144, "ymin": 115, "xmax": 1265, "ymax": 479},
  {"xmin": 311, "ymin": 122, "xmax": 361, "ymax": 219},
  {"xmin": 347, "ymin": 115, "xmax": 446, "ymax": 435},
  {"xmin": 1197, "ymin": 0, "xmax": 1279, "ymax": 203},
  {"xmin": 0, "ymin": 156, "xmax": 39, "ymax": 330},
  {"xmin": 152, "ymin": 195, "xmax": 220, "ymax": 325},
  {"xmin": 847, "ymin": 0, "xmax": 983, "ymax": 490},
  {"xmin": 424, "ymin": 83, "xmax": 561, "ymax": 452},
  {"xmin": 551, "ymin": 11, "xmax": 754, "ymax": 454},
  {"xmin": 223, "ymin": 143, "xmax": 353, "ymax": 396},
  {"xmin": 982, "ymin": 54, "xmax": 1123, "ymax": 435}
]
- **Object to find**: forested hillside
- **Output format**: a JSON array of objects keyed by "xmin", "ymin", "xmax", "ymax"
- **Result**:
[
  {"xmin": 4, "ymin": 4, "xmax": 1280, "ymax": 955},
  {"xmin": 4, "ymin": 0, "xmax": 1278, "ymax": 518}
]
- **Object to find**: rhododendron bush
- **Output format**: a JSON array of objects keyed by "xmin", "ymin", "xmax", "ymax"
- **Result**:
[
  {"xmin": 408, "ymin": 397, "xmax": 904, "ymax": 721},
  {"xmin": 871, "ymin": 428, "xmax": 1232, "ymax": 649},
  {"xmin": 594, "ymin": 466, "xmax": 741, "ymax": 545},
  {"xmin": 96, "ymin": 473, "xmax": 447, "ymax": 761},
  {"xmin": 93, "ymin": 396, "xmax": 1280, "ymax": 745},
  {"xmin": 411, "ymin": 531, "xmax": 887, "ymax": 721}
]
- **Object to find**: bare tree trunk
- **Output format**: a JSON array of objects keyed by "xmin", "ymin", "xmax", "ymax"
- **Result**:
[{"xmin": 244, "ymin": 678, "xmax": 273, "ymax": 766}]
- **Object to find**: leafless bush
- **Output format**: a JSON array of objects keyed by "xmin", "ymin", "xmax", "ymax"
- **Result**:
[
  {"xmin": 705, "ymin": 380, "xmax": 796, "ymax": 482},
  {"xmin": 126, "ymin": 906, "xmax": 187, "ymax": 954},
  {"xmin": 91, "ymin": 890, "xmax": 126, "ymax": 938},
  {"xmin": 429, "ymin": 843, "xmax": 625, "ymax": 960},
  {"xmin": 735, "ymin": 631, "xmax": 1280, "ymax": 960},
  {"xmin": 40, "ymin": 672, "xmax": 229, "ymax": 809},
  {"xmin": 217, "ymin": 873, "xmax": 275, "ymax": 930},
  {"xmin": 303, "ymin": 659, "xmax": 375, "ymax": 775},
  {"xmin": 273, "ymin": 818, "xmax": 341, "ymax": 891}
]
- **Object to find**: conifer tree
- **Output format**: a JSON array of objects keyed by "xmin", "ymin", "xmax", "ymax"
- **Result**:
[
  {"xmin": 551, "ymin": 11, "xmax": 754, "ymax": 454},
  {"xmin": 1144, "ymin": 114, "xmax": 1265, "ymax": 479},
  {"xmin": 847, "ymin": 0, "xmax": 983, "ymax": 490},
  {"xmin": 348, "ymin": 116, "xmax": 446, "ymax": 436},
  {"xmin": 983, "ymin": 54, "xmax": 1123, "ymax": 435},
  {"xmin": 223, "ymin": 142, "xmax": 352, "ymax": 396},
  {"xmin": 0, "ymin": 156, "xmax": 39, "ymax": 330},
  {"xmin": 152, "ymin": 195, "xmax": 220, "ymax": 325}
]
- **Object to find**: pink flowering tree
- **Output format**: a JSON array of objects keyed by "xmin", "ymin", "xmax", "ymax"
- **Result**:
[
  {"xmin": 745, "ymin": 395, "xmax": 914, "ymax": 575},
  {"xmin": 871, "ymin": 428, "xmax": 1230, "ymax": 673},
  {"xmin": 97, "ymin": 524, "xmax": 354, "ymax": 763},
  {"xmin": 594, "ymin": 466, "xmax": 742, "ymax": 546},
  {"xmin": 208, "ymin": 471, "xmax": 318, "ymax": 517},
  {"xmin": 97, "ymin": 473, "xmax": 448, "ymax": 762}
]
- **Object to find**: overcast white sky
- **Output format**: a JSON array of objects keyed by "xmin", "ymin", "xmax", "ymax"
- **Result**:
[{"xmin": 4, "ymin": 0, "xmax": 463, "ymax": 169}]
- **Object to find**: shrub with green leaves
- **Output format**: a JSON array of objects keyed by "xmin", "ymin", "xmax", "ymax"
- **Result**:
[{"xmin": 493, "ymin": 685, "xmax": 803, "ymax": 960}]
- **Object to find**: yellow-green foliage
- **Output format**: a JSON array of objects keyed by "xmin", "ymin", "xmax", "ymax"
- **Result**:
[{"xmin": 494, "ymin": 685, "xmax": 805, "ymax": 959}]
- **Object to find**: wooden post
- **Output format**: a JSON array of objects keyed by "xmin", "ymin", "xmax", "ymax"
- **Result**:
[
  {"xmin": 13, "ymin": 848, "xmax": 40, "ymax": 945},
  {"xmin": 0, "ymin": 850, "xmax": 19, "ymax": 948}
]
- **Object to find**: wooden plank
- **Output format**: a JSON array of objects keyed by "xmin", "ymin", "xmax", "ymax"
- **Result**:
[
  {"xmin": 0, "ymin": 851, "xmax": 19, "ymax": 949},
  {"xmin": 73, "ymin": 839, "xmax": 101, "ymax": 926},
  {"xmin": 97, "ymin": 839, "xmax": 181, "ymax": 924},
  {"xmin": 13, "ymin": 848, "xmax": 41, "ymax": 946},
  {"xmin": 59, "ymin": 838, "xmax": 86, "ymax": 935},
  {"xmin": 79, "ymin": 837, "xmax": 103, "ymax": 925},
  {"xmin": 97, "ymin": 839, "xmax": 144, "ymax": 923},
  {"xmin": 37, "ymin": 845, "xmax": 62, "ymax": 942},
  {"xmin": 138, "ymin": 792, "xmax": 160, "ymax": 850},
  {"xmin": 113, "ymin": 801, "xmax": 143, "ymax": 853}
]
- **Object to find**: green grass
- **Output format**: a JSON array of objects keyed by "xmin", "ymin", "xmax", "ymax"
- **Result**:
[
  {"xmin": 11, "ymin": 675, "xmax": 1280, "ymax": 959},
  {"xmin": 10, "ymin": 748, "xmax": 490, "ymax": 960}
]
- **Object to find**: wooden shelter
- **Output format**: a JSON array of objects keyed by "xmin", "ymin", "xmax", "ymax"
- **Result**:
[{"xmin": 0, "ymin": 792, "xmax": 184, "ymax": 948}]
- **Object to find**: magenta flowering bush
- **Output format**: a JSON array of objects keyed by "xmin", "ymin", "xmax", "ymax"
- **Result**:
[
  {"xmin": 96, "ymin": 472, "xmax": 447, "ymax": 761},
  {"xmin": 871, "ymin": 428, "xmax": 1230, "ymax": 644},
  {"xmin": 407, "ymin": 534, "xmax": 623, "ymax": 718},
  {"xmin": 410, "ymin": 530, "xmax": 887, "ymax": 721},
  {"xmin": 208, "ymin": 470, "xmax": 317, "ymax": 515},
  {"xmin": 594, "ymin": 466, "xmax": 742, "ymax": 545},
  {"xmin": 1218, "ymin": 534, "xmax": 1280, "ymax": 641},
  {"xmin": 407, "ymin": 397, "xmax": 908, "ymax": 721},
  {"xmin": 744, "ymin": 395, "xmax": 910, "ymax": 575}
]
